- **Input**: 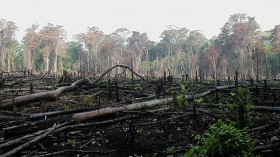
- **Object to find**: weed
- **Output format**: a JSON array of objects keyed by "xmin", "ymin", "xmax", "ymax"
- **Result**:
[
  {"xmin": 167, "ymin": 146, "xmax": 176, "ymax": 154},
  {"xmin": 227, "ymin": 87, "xmax": 254, "ymax": 126},
  {"xmin": 12, "ymin": 105, "xmax": 18, "ymax": 112},
  {"xmin": 133, "ymin": 83, "xmax": 142, "ymax": 92},
  {"xmin": 137, "ymin": 128, "xmax": 143, "ymax": 134},
  {"xmin": 176, "ymin": 84, "xmax": 189, "ymax": 110},
  {"xmin": 67, "ymin": 139, "xmax": 77, "ymax": 149},
  {"xmin": 195, "ymin": 97, "xmax": 203, "ymax": 104},
  {"xmin": 177, "ymin": 95, "xmax": 185, "ymax": 109},
  {"xmin": 180, "ymin": 84, "xmax": 189, "ymax": 95},
  {"xmin": 81, "ymin": 96, "xmax": 92, "ymax": 104},
  {"xmin": 63, "ymin": 104, "xmax": 69, "ymax": 111},
  {"xmin": 184, "ymin": 120, "xmax": 255, "ymax": 157}
]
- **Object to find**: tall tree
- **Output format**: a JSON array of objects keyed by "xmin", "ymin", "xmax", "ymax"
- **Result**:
[
  {"xmin": 100, "ymin": 38, "xmax": 116, "ymax": 71},
  {"xmin": 110, "ymin": 28, "xmax": 130, "ymax": 65},
  {"xmin": 160, "ymin": 25, "xmax": 189, "ymax": 56},
  {"xmin": 217, "ymin": 13, "xmax": 260, "ymax": 78},
  {"xmin": 270, "ymin": 25, "xmax": 280, "ymax": 77},
  {"xmin": 39, "ymin": 23, "xmax": 66, "ymax": 73},
  {"xmin": 272, "ymin": 25, "xmax": 280, "ymax": 53},
  {"xmin": 185, "ymin": 30, "xmax": 207, "ymax": 78},
  {"xmin": 75, "ymin": 27, "xmax": 104, "ymax": 73},
  {"xmin": 0, "ymin": 19, "xmax": 17, "ymax": 72},
  {"xmin": 23, "ymin": 24, "xmax": 40, "ymax": 71},
  {"xmin": 127, "ymin": 31, "xmax": 152, "ymax": 73},
  {"xmin": 204, "ymin": 43, "xmax": 220, "ymax": 79},
  {"xmin": 159, "ymin": 26, "xmax": 189, "ymax": 74},
  {"xmin": 89, "ymin": 27, "xmax": 104, "ymax": 73}
]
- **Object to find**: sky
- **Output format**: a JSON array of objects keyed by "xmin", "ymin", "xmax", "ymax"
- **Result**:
[{"xmin": 1, "ymin": 0, "xmax": 280, "ymax": 42}]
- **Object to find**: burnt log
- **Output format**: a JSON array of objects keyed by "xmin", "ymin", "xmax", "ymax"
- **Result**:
[
  {"xmin": 0, "ymin": 78, "xmax": 89, "ymax": 108},
  {"xmin": 3, "ymin": 85, "xmax": 233, "ymax": 139}
]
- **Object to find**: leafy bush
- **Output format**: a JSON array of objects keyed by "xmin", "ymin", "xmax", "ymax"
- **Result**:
[
  {"xmin": 67, "ymin": 139, "xmax": 77, "ymax": 149},
  {"xmin": 133, "ymin": 83, "xmax": 142, "ymax": 92},
  {"xmin": 177, "ymin": 95, "xmax": 185, "ymax": 109},
  {"xmin": 185, "ymin": 120, "xmax": 255, "ymax": 157},
  {"xmin": 228, "ymin": 87, "xmax": 254, "ymax": 126},
  {"xmin": 176, "ymin": 84, "xmax": 189, "ymax": 110},
  {"xmin": 180, "ymin": 84, "xmax": 189, "ymax": 95},
  {"xmin": 167, "ymin": 146, "xmax": 177, "ymax": 154},
  {"xmin": 195, "ymin": 97, "xmax": 203, "ymax": 104}
]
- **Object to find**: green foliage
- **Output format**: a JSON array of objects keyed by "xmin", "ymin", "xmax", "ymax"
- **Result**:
[
  {"xmin": 133, "ymin": 83, "xmax": 142, "ymax": 92},
  {"xmin": 141, "ymin": 60, "xmax": 150, "ymax": 71},
  {"xmin": 34, "ymin": 48, "xmax": 44, "ymax": 72},
  {"xmin": 136, "ymin": 128, "xmax": 143, "ymax": 134},
  {"xmin": 177, "ymin": 95, "xmax": 185, "ymax": 109},
  {"xmin": 63, "ymin": 42, "xmax": 81, "ymax": 70},
  {"xmin": 12, "ymin": 105, "xmax": 18, "ymax": 112},
  {"xmin": 149, "ymin": 40, "xmax": 168, "ymax": 60},
  {"xmin": 195, "ymin": 97, "xmax": 203, "ymax": 104},
  {"xmin": 63, "ymin": 104, "xmax": 69, "ymax": 111},
  {"xmin": 180, "ymin": 84, "xmax": 189, "ymax": 95},
  {"xmin": 10, "ymin": 43, "xmax": 24, "ymax": 70},
  {"xmin": 266, "ymin": 52, "xmax": 280, "ymax": 77},
  {"xmin": 184, "ymin": 120, "xmax": 255, "ymax": 157},
  {"xmin": 1, "ymin": 17, "xmax": 280, "ymax": 78},
  {"xmin": 176, "ymin": 83, "xmax": 189, "ymax": 110},
  {"xmin": 230, "ymin": 92, "xmax": 236, "ymax": 97},
  {"xmin": 81, "ymin": 96, "xmax": 93, "ymax": 104},
  {"xmin": 67, "ymin": 139, "xmax": 77, "ymax": 149},
  {"xmin": 228, "ymin": 87, "xmax": 254, "ymax": 126},
  {"xmin": 167, "ymin": 146, "xmax": 177, "ymax": 154},
  {"xmin": 236, "ymin": 87, "xmax": 249, "ymax": 98}
]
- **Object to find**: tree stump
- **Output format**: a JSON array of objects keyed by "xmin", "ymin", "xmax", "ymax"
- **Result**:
[{"xmin": 58, "ymin": 70, "xmax": 72, "ymax": 83}]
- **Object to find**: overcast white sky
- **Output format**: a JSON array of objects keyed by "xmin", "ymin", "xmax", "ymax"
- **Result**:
[{"xmin": 1, "ymin": 0, "xmax": 280, "ymax": 42}]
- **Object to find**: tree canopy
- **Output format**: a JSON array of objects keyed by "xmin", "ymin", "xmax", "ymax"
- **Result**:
[{"xmin": 0, "ymin": 13, "xmax": 279, "ymax": 79}]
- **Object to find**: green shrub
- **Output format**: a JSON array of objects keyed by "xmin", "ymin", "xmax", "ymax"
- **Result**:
[
  {"xmin": 185, "ymin": 120, "xmax": 255, "ymax": 157},
  {"xmin": 177, "ymin": 95, "xmax": 185, "ymax": 109},
  {"xmin": 167, "ymin": 146, "xmax": 177, "ymax": 154},
  {"xmin": 67, "ymin": 139, "xmax": 77, "ymax": 149},
  {"xmin": 176, "ymin": 84, "xmax": 189, "ymax": 110},
  {"xmin": 228, "ymin": 87, "xmax": 254, "ymax": 126}
]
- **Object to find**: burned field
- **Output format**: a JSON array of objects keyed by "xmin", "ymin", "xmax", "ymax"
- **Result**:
[{"xmin": 0, "ymin": 67, "xmax": 280, "ymax": 157}]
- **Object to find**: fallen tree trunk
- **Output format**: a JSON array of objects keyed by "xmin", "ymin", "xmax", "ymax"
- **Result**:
[
  {"xmin": 253, "ymin": 106, "xmax": 280, "ymax": 112},
  {"xmin": 73, "ymin": 85, "xmax": 232, "ymax": 121},
  {"xmin": 0, "ymin": 123, "xmax": 61, "ymax": 157},
  {"xmin": 249, "ymin": 123, "xmax": 278, "ymax": 133},
  {"xmin": 198, "ymin": 103, "xmax": 280, "ymax": 113},
  {"xmin": 198, "ymin": 110, "xmax": 231, "ymax": 122},
  {"xmin": 0, "ymin": 130, "xmax": 45, "ymax": 149},
  {"xmin": 192, "ymin": 86, "xmax": 235, "ymax": 99},
  {"xmin": 0, "ymin": 78, "xmax": 89, "ymax": 108},
  {"xmin": 7, "ymin": 77, "xmax": 55, "ymax": 87},
  {"xmin": 253, "ymin": 143, "xmax": 280, "ymax": 153},
  {"xmin": 53, "ymin": 115, "xmax": 141, "ymax": 134},
  {"xmin": 72, "ymin": 97, "xmax": 173, "ymax": 121},
  {"xmin": 4, "ymin": 115, "xmax": 71, "ymax": 139},
  {"xmin": 3, "ymin": 85, "xmax": 233, "ymax": 139}
]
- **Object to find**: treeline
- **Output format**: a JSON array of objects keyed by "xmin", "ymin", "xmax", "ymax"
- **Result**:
[{"xmin": 0, "ymin": 13, "xmax": 279, "ymax": 79}]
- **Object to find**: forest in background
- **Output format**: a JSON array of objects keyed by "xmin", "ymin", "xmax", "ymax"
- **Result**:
[{"xmin": 0, "ymin": 13, "xmax": 280, "ymax": 80}]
